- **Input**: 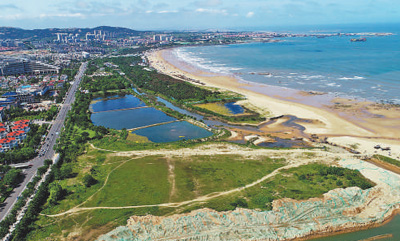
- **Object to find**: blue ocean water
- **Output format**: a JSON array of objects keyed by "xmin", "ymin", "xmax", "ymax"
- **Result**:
[{"xmin": 174, "ymin": 25, "xmax": 400, "ymax": 104}]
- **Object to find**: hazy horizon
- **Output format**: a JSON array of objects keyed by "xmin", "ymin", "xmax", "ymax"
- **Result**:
[{"xmin": 0, "ymin": 0, "xmax": 399, "ymax": 31}]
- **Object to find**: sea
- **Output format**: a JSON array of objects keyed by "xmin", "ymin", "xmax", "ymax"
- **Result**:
[{"xmin": 172, "ymin": 24, "xmax": 400, "ymax": 104}]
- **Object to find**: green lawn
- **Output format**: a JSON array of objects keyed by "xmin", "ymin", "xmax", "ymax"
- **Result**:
[
  {"xmin": 83, "ymin": 156, "xmax": 171, "ymax": 207},
  {"xmin": 190, "ymin": 163, "xmax": 376, "ymax": 212},
  {"xmin": 172, "ymin": 155, "xmax": 285, "ymax": 202}
]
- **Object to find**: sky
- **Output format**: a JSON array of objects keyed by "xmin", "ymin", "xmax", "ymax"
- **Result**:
[{"xmin": 0, "ymin": 0, "xmax": 399, "ymax": 30}]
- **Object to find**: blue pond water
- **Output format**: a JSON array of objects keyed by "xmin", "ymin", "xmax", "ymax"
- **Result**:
[
  {"xmin": 91, "ymin": 95, "xmax": 146, "ymax": 112},
  {"xmin": 132, "ymin": 121, "xmax": 213, "ymax": 143},
  {"xmin": 156, "ymin": 97, "xmax": 204, "ymax": 120},
  {"xmin": 91, "ymin": 107, "xmax": 176, "ymax": 130},
  {"xmin": 224, "ymin": 102, "xmax": 244, "ymax": 114},
  {"xmin": 91, "ymin": 95, "xmax": 214, "ymax": 142}
]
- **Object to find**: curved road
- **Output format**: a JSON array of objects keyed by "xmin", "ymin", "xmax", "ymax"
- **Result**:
[{"xmin": 0, "ymin": 62, "xmax": 87, "ymax": 221}]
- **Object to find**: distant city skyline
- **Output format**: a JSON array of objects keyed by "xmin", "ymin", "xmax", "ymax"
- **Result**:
[{"xmin": 0, "ymin": 0, "xmax": 399, "ymax": 30}]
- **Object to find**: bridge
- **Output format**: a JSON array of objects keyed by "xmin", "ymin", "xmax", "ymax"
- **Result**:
[
  {"xmin": 128, "ymin": 120, "xmax": 182, "ymax": 131},
  {"xmin": 92, "ymin": 106, "xmax": 150, "ymax": 113}
]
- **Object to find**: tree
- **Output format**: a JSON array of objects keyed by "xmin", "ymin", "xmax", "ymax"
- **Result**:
[
  {"xmin": 60, "ymin": 164, "xmax": 73, "ymax": 179},
  {"xmin": 3, "ymin": 169, "xmax": 22, "ymax": 187},
  {"xmin": 82, "ymin": 174, "xmax": 97, "ymax": 187},
  {"xmin": 48, "ymin": 183, "xmax": 64, "ymax": 206}
]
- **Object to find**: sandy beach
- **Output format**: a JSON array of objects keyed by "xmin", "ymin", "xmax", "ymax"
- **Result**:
[{"xmin": 146, "ymin": 48, "xmax": 400, "ymax": 158}]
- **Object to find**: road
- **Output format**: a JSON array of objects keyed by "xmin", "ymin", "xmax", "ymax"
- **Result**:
[{"xmin": 0, "ymin": 62, "xmax": 87, "ymax": 221}]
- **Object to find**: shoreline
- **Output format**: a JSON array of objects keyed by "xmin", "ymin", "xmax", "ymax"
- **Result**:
[
  {"xmin": 300, "ymin": 209, "xmax": 400, "ymax": 241},
  {"xmin": 141, "ymin": 47, "xmax": 400, "ymax": 240},
  {"xmin": 146, "ymin": 47, "xmax": 400, "ymax": 158}
]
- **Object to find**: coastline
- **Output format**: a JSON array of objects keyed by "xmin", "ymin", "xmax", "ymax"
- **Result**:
[
  {"xmin": 146, "ymin": 48, "xmax": 400, "ymax": 158},
  {"xmin": 139, "ymin": 47, "xmax": 400, "ymax": 240}
]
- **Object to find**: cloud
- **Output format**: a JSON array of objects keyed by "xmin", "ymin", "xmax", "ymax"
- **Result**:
[
  {"xmin": 157, "ymin": 10, "xmax": 178, "ymax": 14},
  {"xmin": 0, "ymin": 4, "xmax": 20, "ymax": 10},
  {"xmin": 195, "ymin": 8, "xmax": 228, "ymax": 15},
  {"xmin": 39, "ymin": 13, "xmax": 86, "ymax": 19},
  {"xmin": 194, "ymin": 0, "xmax": 222, "ymax": 7},
  {"xmin": 246, "ymin": 11, "xmax": 254, "ymax": 18}
]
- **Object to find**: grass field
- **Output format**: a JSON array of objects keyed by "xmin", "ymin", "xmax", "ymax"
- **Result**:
[
  {"xmin": 172, "ymin": 155, "xmax": 285, "ymax": 202},
  {"xmin": 189, "ymin": 163, "xmax": 375, "ymax": 212},
  {"xmin": 27, "ymin": 145, "xmax": 375, "ymax": 241},
  {"xmin": 126, "ymin": 133, "xmax": 150, "ymax": 143},
  {"xmin": 195, "ymin": 102, "xmax": 241, "ymax": 116},
  {"xmin": 83, "ymin": 156, "xmax": 171, "ymax": 207}
]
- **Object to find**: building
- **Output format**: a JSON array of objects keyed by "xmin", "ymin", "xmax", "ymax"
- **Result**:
[
  {"xmin": 0, "ymin": 128, "xmax": 7, "ymax": 138},
  {"xmin": 11, "ymin": 124, "xmax": 30, "ymax": 133},
  {"xmin": 6, "ymin": 131, "xmax": 27, "ymax": 144},
  {"xmin": 13, "ymin": 119, "xmax": 31, "ymax": 125},
  {"xmin": 0, "ymin": 137, "xmax": 18, "ymax": 151},
  {"xmin": 2, "ymin": 92, "xmax": 35, "ymax": 104},
  {"xmin": 0, "ymin": 58, "xmax": 60, "ymax": 76}
]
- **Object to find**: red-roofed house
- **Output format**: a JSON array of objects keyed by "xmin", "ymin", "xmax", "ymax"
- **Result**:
[
  {"xmin": 7, "ymin": 131, "xmax": 27, "ymax": 143},
  {"xmin": 0, "ymin": 145, "xmax": 3, "ymax": 153},
  {"xmin": 0, "ymin": 128, "xmax": 7, "ymax": 138},
  {"xmin": 11, "ymin": 124, "xmax": 30, "ymax": 133},
  {"xmin": 0, "ymin": 138, "xmax": 18, "ymax": 151},
  {"xmin": 13, "ymin": 119, "xmax": 31, "ymax": 125}
]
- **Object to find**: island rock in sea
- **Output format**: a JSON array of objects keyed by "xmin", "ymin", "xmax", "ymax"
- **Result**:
[{"xmin": 97, "ymin": 158, "xmax": 400, "ymax": 241}]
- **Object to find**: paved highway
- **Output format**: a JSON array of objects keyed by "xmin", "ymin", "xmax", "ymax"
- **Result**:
[{"xmin": 0, "ymin": 62, "xmax": 87, "ymax": 221}]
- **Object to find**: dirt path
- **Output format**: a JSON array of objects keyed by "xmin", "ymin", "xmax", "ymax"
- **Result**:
[{"xmin": 166, "ymin": 157, "xmax": 176, "ymax": 202}]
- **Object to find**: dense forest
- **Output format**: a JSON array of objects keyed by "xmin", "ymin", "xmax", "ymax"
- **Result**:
[{"xmin": 99, "ymin": 56, "xmax": 221, "ymax": 102}]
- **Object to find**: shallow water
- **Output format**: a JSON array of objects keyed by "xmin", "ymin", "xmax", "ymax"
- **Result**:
[
  {"xmin": 312, "ymin": 214, "xmax": 400, "ymax": 241},
  {"xmin": 258, "ymin": 137, "xmax": 307, "ymax": 148}
]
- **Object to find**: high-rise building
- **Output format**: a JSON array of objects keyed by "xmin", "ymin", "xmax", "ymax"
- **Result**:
[{"xmin": 0, "ymin": 58, "xmax": 60, "ymax": 76}]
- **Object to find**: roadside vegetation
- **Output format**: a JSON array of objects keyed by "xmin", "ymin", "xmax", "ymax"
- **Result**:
[
  {"xmin": 5, "ymin": 106, "xmax": 58, "ymax": 122},
  {"xmin": 0, "ymin": 166, "xmax": 23, "ymax": 203}
]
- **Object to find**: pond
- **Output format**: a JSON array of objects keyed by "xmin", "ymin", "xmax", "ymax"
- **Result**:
[
  {"xmin": 224, "ymin": 102, "xmax": 244, "ymax": 115},
  {"xmin": 132, "ymin": 121, "xmax": 213, "ymax": 143},
  {"xmin": 91, "ymin": 107, "xmax": 176, "ymax": 130},
  {"xmin": 90, "ymin": 95, "xmax": 146, "ymax": 112},
  {"xmin": 258, "ymin": 137, "xmax": 308, "ymax": 148},
  {"xmin": 156, "ymin": 97, "xmax": 204, "ymax": 120},
  {"xmin": 91, "ymin": 95, "xmax": 214, "ymax": 142}
]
